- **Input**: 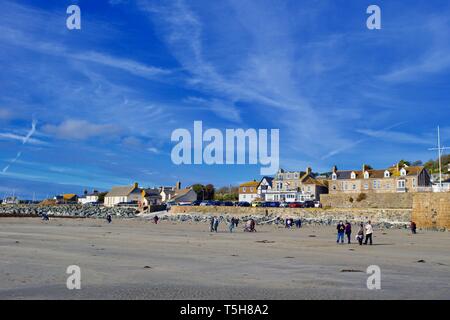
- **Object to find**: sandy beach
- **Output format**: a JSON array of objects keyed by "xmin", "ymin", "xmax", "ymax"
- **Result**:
[{"xmin": 0, "ymin": 217, "xmax": 449, "ymax": 300}]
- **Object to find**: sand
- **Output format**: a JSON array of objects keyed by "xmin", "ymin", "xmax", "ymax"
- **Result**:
[{"xmin": 0, "ymin": 217, "xmax": 449, "ymax": 300}]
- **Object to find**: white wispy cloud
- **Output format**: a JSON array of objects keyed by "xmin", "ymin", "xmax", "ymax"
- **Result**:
[{"xmin": 43, "ymin": 120, "xmax": 122, "ymax": 140}]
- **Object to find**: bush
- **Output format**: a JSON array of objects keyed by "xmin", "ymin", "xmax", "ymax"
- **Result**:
[{"xmin": 356, "ymin": 193, "xmax": 367, "ymax": 202}]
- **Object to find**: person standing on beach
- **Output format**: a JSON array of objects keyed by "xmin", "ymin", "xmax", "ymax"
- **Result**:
[
  {"xmin": 229, "ymin": 218, "xmax": 235, "ymax": 233},
  {"xmin": 234, "ymin": 218, "xmax": 239, "ymax": 228},
  {"xmin": 153, "ymin": 215, "xmax": 159, "ymax": 224},
  {"xmin": 106, "ymin": 214, "xmax": 112, "ymax": 223},
  {"xmin": 336, "ymin": 221, "xmax": 345, "ymax": 244},
  {"xmin": 364, "ymin": 221, "xmax": 373, "ymax": 245},
  {"xmin": 410, "ymin": 221, "xmax": 417, "ymax": 234},
  {"xmin": 345, "ymin": 221, "xmax": 352, "ymax": 244},
  {"xmin": 210, "ymin": 217, "xmax": 215, "ymax": 232},
  {"xmin": 356, "ymin": 223, "xmax": 364, "ymax": 245}
]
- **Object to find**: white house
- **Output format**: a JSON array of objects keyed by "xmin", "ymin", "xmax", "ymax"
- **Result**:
[
  {"xmin": 238, "ymin": 180, "xmax": 260, "ymax": 203},
  {"xmin": 104, "ymin": 183, "xmax": 141, "ymax": 207},
  {"xmin": 78, "ymin": 190, "xmax": 100, "ymax": 205},
  {"xmin": 257, "ymin": 176, "xmax": 273, "ymax": 201}
]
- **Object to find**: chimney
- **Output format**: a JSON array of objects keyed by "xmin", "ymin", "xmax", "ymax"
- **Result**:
[
  {"xmin": 362, "ymin": 164, "xmax": 369, "ymax": 172},
  {"xmin": 306, "ymin": 167, "xmax": 312, "ymax": 175},
  {"xmin": 175, "ymin": 181, "xmax": 181, "ymax": 190},
  {"xmin": 133, "ymin": 182, "xmax": 139, "ymax": 189}
]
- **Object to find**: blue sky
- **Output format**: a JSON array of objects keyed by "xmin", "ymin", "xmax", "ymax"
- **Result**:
[{"xmin": 1, "ymin": 0, "xmax": 450, "ymax": 199}]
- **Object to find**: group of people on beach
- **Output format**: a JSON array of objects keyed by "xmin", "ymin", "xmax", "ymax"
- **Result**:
[{"xmin": 336, "ymin": 220, "xmax": 373, "ymax": 245}]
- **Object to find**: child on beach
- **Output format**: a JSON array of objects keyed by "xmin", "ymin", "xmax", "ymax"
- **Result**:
[{"xmin": 356, "ymin": 223, "xmax": 364, "ymax": 245}]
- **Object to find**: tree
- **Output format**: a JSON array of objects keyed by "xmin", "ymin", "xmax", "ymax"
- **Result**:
[
  {"xmin": 398, "ymin": 160, "xmax": 411, "ymax": 167},
  {"xmin": 204, "ymin": 184, "xmax": 215, "ymax": 200},
  {"xmin": 192, "ymin": 184, "xmax": 205, "ymax": 200},
  {"xmin": 97, "ymin": 192, "xmax": 108, "ymax": 203}
]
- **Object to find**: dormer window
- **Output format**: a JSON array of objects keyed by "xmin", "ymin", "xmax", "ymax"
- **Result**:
[
  {"xmin": 332, "ymin": 173, "xmax": 337, "ymax": 180},
  {"xmin": 400, "ymin": 168, "xmax": 407, "ymax": 176},
  {"xmin": 384, "ymin": 170, "xmax": 390, "ymax": 178},
  {"xmin": 351, "ymin": 172, "xmax": 356, "ymax": 179},
  {"xmin": 364, "ymin": 171, "xmax": 369, "ymax": 179}
]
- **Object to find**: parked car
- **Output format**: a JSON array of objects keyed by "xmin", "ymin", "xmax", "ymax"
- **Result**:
[
  {"xmin": 288, "ymin": 202, "xmax": 304, "ymax": 208},
  {"xmin": 263, "ymin": 201, "xmax": 280, "ymax": 207},
  {"xmin": 279, "ymin": 202, "xmax": 289, "ymax": 208},
  {"xmin": 303, "ymin": 200, "xmax": 315, "ymax": 208},
  {"xmin": 178, "ymin": 201, "xmax": 192, "ymax": 206},
  {"xmin": 191, "ymin": 200, "xmax": 202, "ymax": 206},
  {"xmin": 252, "ymin": 201, "xmax": 263, "ymax": 207},
  {"xmin": 222, "ymin": 201, "xmax": 234, "ymax": 206},
  {"xmin": 237, "ymin": 201, "xmax": 251, "ymax": 207},
  {"xmin": 314, "ymin": 201, "xmax": 322, "ymax": 208}
]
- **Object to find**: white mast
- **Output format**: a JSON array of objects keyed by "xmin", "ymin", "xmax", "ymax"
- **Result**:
[{"xmin": 429, "ymin": 126, "xmax": 449, "ymax": 191}]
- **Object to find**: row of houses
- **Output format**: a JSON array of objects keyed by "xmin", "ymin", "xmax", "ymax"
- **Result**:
[
  {"xmin": 239, "ymin": 162, "xmax": 444, "ymax": 203},
  {"xmin": 103, "ymin": 182, "xmax": 197, "ymax": 208}
]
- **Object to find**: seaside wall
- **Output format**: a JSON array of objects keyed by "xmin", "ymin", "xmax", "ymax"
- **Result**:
[
  {"xmin": 320, "ymin": 193, "xmax": 413, "ymax": 209},
  {"xmin": 170, "ymin": 206, "xmax": 411, "ymax": 224},
  {"xmin": 412, "ymin": 193, "xmax": 450, "ymax": 230}
]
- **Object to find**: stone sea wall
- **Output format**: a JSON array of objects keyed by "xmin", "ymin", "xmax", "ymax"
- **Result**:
[
  {"xmin": 412, "ymin": 193, "xmax": 450, "ymax": 230},
  {"xmin": 168, "ymin": 205, "xmax": 412, "ymax": 228},
  {"xmin": 320, "ymin": 193, "xmax": 413, "ymax": 209}
]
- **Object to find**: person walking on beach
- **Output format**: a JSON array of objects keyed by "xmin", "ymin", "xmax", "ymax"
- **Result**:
[
  {"xmin": 410, "ymin": 221, "xmax": 417, "ymax": 234},
  {"xmin": 356, "ymin": 223, "xmax": 364, "ymax": 245},
  {"xmin": 213, "ymin": 217, "xmax": 220, "ymax": 232},
  {"xmin": 153, "ymin": 215, "xmax": 159, "ymax": 224},
  {"xmin": 234, "ymin": 218, "xmax": 239, "ymax": 228},
  {"xmin": 345, "ymin": 221, "xmax": 352, "ymax": 244},
  {"xmin": 364, "ymin": 221, "xmax": 373, "ymax": 245},
  {"xmin": 336, "ymin": 221, "xmax": 345, "ymax": 244},
  {"xmin": 106, "ymin": 214, "xmax": 112, "ymax": 223},
  {"xmin": 295, "ymin": 218, "xmax": 302, "ymax": 228}
]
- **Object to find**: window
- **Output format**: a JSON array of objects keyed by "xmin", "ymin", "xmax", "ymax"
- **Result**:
[
  {"xmin": 364, "ymin": 183, "xmax": 369, "ymax": 190},
  {"xmin": 384, "ymin": 170, "xmax": 390, "ymax": 178},
  {"xmin": 250, "ymin": 187, "xmax": 254, "ymax": 192},
  {"xmin": 386, "ymin": 183, "xmax": 391, "ymax": 189},
  {"xmin": 332, "ymin": 173, "xmax": 337, "ymax": 180},
  {"xmin": 352, "ymin": 184, "xmax": 356, "ymax": 190},
  {"xmin": 351, "ymin": 172, "xmax": 356, "ymax": 179},
  {"xmin": 242, "ymin": 187, "xmax": 246, "ymax": 192},
  {"xmin": 364, "ymin": 171, "xmax": 369, "ymax": 179},
  {"xmin": 398, "ymin": 180, "xmax": 405, "ymax": 189},
  {"xmin": 413, "ymin": 178, "xmax": 416, "ymax": 188}
]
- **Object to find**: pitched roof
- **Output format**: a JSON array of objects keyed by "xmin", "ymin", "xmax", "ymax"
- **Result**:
[
  {"xmin": 259, "ymin": 176, "xmax": 274, "ymax": 187},
  {"xmin": 106, "ymin": 185, "xmax": 138, "ymax": 197},
  {"xmin": 332, "ymin": 166, "xmax": 425, "ymax": 180},
  {"xmin": 239, "ymin": 180, "xmax": 260, "ymax": 188},
  {"xmin": 63, "ymin": 194, "xmax": 77, "ymax": 200},
  {"xmin": 142, "ymin": 188, "xmax": 161, "ymax": 198},
  {"xmin": 171, "ymin": 188, "xmax": 194, "ymax": 201}
]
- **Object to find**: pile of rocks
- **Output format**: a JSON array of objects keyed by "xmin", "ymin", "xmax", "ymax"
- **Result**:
[{"xmin": 0, "ymin": 204, "xmax": 137, "ymax": 218}]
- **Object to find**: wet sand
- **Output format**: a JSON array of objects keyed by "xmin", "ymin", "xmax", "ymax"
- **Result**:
[{"xmin": 0, "ymin": 217, "xmax": 449, "ymax": 299}]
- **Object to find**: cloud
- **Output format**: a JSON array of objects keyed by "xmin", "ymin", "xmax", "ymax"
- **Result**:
[
  {"xmin": 0, "ymin": 132, "xmax": 45, "ymax": 145},
  {"xmin": 147, "ymin": 147, "xmax": 159, "ymax": 154},
  {"xmin": 43, "ymin": 120, "xmax": 122, "ymax": 140},
  {"xmin": 356, "ymin": 129, "xmax": 431, "ymax": 145}
]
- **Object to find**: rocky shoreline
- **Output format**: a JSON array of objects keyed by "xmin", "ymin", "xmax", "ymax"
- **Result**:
[{"xmin": 0, "ymin": 204, "xmax": 137, "ymax": 218}]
